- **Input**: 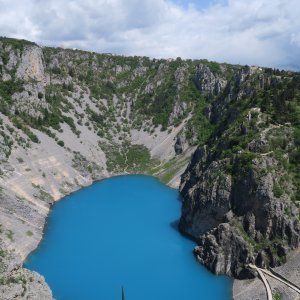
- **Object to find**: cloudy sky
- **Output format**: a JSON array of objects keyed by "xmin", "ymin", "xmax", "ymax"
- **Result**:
[{"xmin": 0, "ymin": 0, "xmax": 299, "ymax": 70}]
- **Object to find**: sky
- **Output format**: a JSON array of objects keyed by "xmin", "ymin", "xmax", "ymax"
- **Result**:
[{"xmin": 0, "ymin": 0, "xmax": 299, "ymax": 70}]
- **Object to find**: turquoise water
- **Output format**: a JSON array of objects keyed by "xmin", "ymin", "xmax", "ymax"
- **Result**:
[{"xmin": 25, "ymin": 175, "xmax": 232, "ymax": 300}]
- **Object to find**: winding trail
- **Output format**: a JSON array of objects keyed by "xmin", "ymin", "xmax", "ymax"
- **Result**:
[
  {"xmin": 249, "ymin": 264, "xmax": 273, "ymax": 300},
  {"xmin": 249, "ymin": 264, "xmax": 300, "ymax": 300},
  {"xmin": 261, "ymin": 268, "xmax": 300, "ymax": 294}
]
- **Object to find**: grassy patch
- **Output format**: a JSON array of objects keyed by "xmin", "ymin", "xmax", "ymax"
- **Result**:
[
  {"xmin": 5, "ymin": 230, "xmax": 14, "ymax": 242},
  {"xmin": 274, "ymin": 291, "xmax": 283, "ymax": 300},
  {"xmin": 103, "ymin": 142, "xmax": 158, "ymax": 173},
  {"xmin": 26, "ymin": 230, "xmax": 33, "ymax": 237},
  {"xmin": 156, "ymin": 157, "xmax": 190, "ymax": 184}
]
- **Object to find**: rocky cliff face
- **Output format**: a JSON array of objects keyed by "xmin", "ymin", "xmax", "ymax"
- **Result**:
[
  {"xmin": 0, "ymin": 37, "xmax": 299, "ymax": 298},
  {"xmin": 179, "ymin": 65, "xmax": 300, "ymax": 279}
]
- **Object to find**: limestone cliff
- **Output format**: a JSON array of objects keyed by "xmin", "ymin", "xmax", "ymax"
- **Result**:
[{"xmin": 179, "ymin": 65, "xmax": 300, "ymax": 281}]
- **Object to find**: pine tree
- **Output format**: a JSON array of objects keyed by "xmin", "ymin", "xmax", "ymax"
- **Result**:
[{"xmin": 122, "ymin": 286, "xmax": 125, "ymax": 300}]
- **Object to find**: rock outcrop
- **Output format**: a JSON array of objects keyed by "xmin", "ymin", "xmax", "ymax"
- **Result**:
[
  {"xmin": 174, "ymin": 136, "xmax": 185, "ymax": 154},
  {"xmin": 16, "ymin": 46, "xmax": 46, "ymax": 83},
  {"xmin": 0, "ymin": 240, "xmax": 52, "ymax": 300},
  {"xmin": 179, "ymin": 65, "xmax": 300, "ymax": 280},
  {"xmin": 195, "ymin": 63, "xmax": 227, "ymax": 96},
  {"xmin": 194, "ymin": 223, "xmax": 254, "ymax": 279}
]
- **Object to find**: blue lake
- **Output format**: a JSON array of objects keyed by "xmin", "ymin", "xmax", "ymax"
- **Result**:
[{"xmin": 25, "ymin": 175, "xmax": 232, "ymax": 300}]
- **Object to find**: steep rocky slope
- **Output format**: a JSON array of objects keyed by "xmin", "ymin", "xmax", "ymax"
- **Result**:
[
  {"xmin": 0, "ymin": 37, "xmax": 214, "ymax": 299},
  {"xmin": 179, "ymin": 65, "xmax": 300, "ymax": 283},
  {"xmin": 0, "ymin": 37, "xmax": 299, "ymax": 299}
]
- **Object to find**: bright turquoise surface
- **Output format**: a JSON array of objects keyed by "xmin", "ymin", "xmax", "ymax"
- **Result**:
[{"xmin": 25, "ymin": 175, "xmax": 232, "ymax": 300}]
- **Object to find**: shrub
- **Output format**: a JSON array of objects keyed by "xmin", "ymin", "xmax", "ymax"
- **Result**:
[
  {"xmin": 57, "ymin": 140, "xmax": 64, "ymax": 147},
  {"xmin": 26, "ymin": 230, "xmax": 33, "ymax": 236},
  {"xmin": 273, "ymin": 182, "xmax": 284, "ymax": 198}
]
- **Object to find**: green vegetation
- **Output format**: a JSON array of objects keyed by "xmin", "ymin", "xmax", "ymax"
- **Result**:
[
  {"xmin": 0, "ymin": 37, "xmax": 299, "ymax": 205},
  {"xmin": 0, "ymin": 273, "xmax": 27, "ymax": 295},
  {"xmin": 31, "ymin": 183, "xmax": 54, "ymax": 203},
  {"xmin": 11, "ymin": 116, "xmax": 40, "ymax": 143},
  {"xmin": 273, "ymin": 181, "xmax": 284, "ymax": 198},
  {"xmin": 0, "ymin": 38, "xmax": 299, "ymax": 289},
  {"xmin": 200, "ymin": 60, "xmax": 222, "ymax": 74},
  {"xmin": 38, "ymin": 190, "xmax": 55, "ymax": 204},
  {"xmin": 5, "ymin": 230, "xmax": 14, "ymax": 242},
  {"xmin": 0, "ymin": 248, "xmax": 6, "ymax": 258},
  {"xmin": 57, "ymin": 140, "xmax": 64, "ymax": 147},
  {"xmin": 186, "ymin": 96, "xmax": 215, "ymax": 146},
  {"xmin": 231, "ymin": 218, "xmax": 287, "ymax": 264},
  {"xmin": 202, "ymin": 68, "xmax": 300, "ymax": 257},
  {"xmin": 274, "ymin": 291, "xmax": 283, "ymax": 300},
  {"xmin": 103, "ymin": 142, "xmax": 158, "ymax": 173},
  {"xmin": 0, "ymin": 80, "xmax": 24, "ymax": 115},
  {"xmin": 0, "ymin": 36, "xmax": 36, "ymax": 51},
  {"xmin": 134, "ymin": 60, "xmax": 197, "ymax": 130},
  {"xmin": 151, "ymin": 157, "xmax": 190, "ymax": 184},
  {"xmin": 41, "ymin": 49, "xmax": 219, "ymax": 134},
  {"xmin": 232, "ymin": 152, "xmax": 256, "ymax": 176},
  {"xmin": 26, "ymin": 230, "xmax": 33, "ymax": 237}
]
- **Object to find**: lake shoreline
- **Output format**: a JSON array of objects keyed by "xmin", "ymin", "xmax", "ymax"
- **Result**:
[
  {"xmin": 10, "ymin": 170, "xmax": 288, "ymax": 300},
  {"xmin": 25, "ymin": 175, "xmax": 233, "ymax": 300}
]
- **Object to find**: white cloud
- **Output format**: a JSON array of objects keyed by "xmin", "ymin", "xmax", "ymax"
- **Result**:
[
  {"xmin": 291, "ymin": 33, "xmax": 300, "ymax": 48},
  {"xmin": 0, "ymin": 0, "xmax": 299, "ymax": 70}
]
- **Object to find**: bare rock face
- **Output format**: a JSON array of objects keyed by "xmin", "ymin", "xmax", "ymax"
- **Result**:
[
  {"xmin": 0, "ymin": 233, "xmax": 52, "ymax": 300},
  {"xmin": 195, "ymin": 64, "xmax": 227, "ymax": 97},
  {"xmin": 0, "ymin": 267, "xmax": 52, "ymax": 300},
  {"xmin": 12, "ymin": 82, "xmax": 48, "ymax": 118},
  {"xmin": 180, "ymin": 150, "xmax": 232, "ymax": 235},
  {"xmin": 4, "ymin": 48, "xmax": 20, "ymax": 71},
  {"xmin": 169, "ymin": 99, "xmax": 188, "ymax": 125},
  {"xmin": 179, "ymin": 64, "xmax": 300, "ymax": 280},
  {"xmin": 174, "ymin": 136, "xmax": 185, "ymax": 154},
  {"xmin": 194, "ymin": 223, "xmax": 255, "ymax": 279},
  {"xmin": 179, "ymin": 143, "xmax": 300, "ymax": 279},
  {"xmin": 4, "ymin": 45, "xmax": 49, "ymax": 118},
  {"xmin": 16, "ymin": 46, "xmax": 46, "ymax": 83},
  {"xmin": 174, "ymin": 65, "xmax": 188, "ymax": 83}
]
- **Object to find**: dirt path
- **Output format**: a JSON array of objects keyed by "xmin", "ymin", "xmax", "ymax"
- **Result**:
[
  {"xmin": 249, "ymin": 264, "xmax": 273, "ymax": 300},
  {"xmin": 262, "ymin": 268, "xmax": 300, "ymax": 294}
]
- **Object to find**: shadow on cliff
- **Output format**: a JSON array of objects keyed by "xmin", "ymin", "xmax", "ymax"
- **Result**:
[
  {"xmin": 169, "ymin": 220, "xmax": 196, "ymax": 242},
  {"xmin": 169, "ymin": 195, "xmax": 196, "ymax": 241}
]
